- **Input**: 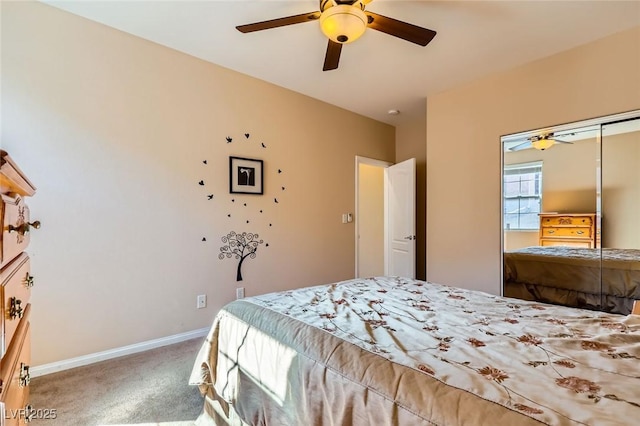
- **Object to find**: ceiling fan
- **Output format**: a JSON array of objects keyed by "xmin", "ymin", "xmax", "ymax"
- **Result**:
[
  {"xmin": 509, "ymin": 132, "xmax": 574, "ymax": 152},
  {"xmin": 236, "ymin": 0, "xmax": 437, "ymax": 71}
]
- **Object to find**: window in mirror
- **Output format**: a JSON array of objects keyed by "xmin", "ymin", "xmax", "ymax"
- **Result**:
[{"xmin": 503, "ymin": 161, "xmax": 542, "ymax": 230}]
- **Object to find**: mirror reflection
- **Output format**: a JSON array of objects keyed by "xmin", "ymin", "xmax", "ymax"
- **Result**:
[{"xmin": 502, "ymin": 112, "xmax": 640, "ymax": 315}]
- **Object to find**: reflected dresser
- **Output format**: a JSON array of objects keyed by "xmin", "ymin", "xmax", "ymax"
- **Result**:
[
  {"xmin": 538, "ymin": 213, "xmax": 597, "ymax": 248},
  {"xmin": 0, "ymin": 151, "xmax": 37, "ymax": 425}
]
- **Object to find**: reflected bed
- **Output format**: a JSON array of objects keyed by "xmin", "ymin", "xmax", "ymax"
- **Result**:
[
  {"xmin": 504, "ymin": 246, "xmax": 640, "ymax": 314},
  {"xmin": 189, "ymin": 276, "xmax": 640, "ymax": 425}
]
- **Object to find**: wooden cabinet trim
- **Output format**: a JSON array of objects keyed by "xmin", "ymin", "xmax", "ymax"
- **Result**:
[
  {"xmin": 1, "ymin": 254, "xmax": 31, "ymax": 357},
  {"xmin": 0, "ymin": 152, "xmax": 36, "ymax": 198},
  {"xmin": 0, "ymin": 195, "xmax": 31, "ymax": 270},
  {"xmin": 0, "ymin": 304, "xmax": 30, "ymax": 397}
]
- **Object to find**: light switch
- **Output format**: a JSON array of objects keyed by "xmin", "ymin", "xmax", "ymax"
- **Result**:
[{"xmin": 342, "ymin": 214, "xmax": 348, "ymax": 224}]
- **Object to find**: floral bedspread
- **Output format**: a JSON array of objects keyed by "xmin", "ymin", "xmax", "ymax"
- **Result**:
[{"xmin": 243, "ymin": 277, "xmax": 640, "ymax": 425}]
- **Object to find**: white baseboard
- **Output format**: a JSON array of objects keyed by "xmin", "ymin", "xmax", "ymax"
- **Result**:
[{"xmin": 30, "ymin": 327, "xmax": 209, "ymax": 378}]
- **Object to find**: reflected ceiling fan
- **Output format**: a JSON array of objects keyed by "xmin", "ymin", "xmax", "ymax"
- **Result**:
[
  {"xmin": 509, "ymin": 132, "xmax": 574, "ymax": 152},
  {"xmin": 236, "ymin": 0, "xmax": 437, "ymax": 71}
]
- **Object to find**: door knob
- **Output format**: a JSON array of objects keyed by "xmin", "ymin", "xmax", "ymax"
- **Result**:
[{"xmin": 8, "ymin": 220, "xmax": 41, "ymax": 236}]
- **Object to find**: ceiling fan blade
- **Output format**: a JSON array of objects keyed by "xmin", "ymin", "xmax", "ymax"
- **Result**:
[
  {"xmin": 323, "ymin": 40, "xmax": 342, "ymax": 71},
  {"xmin": 365, "ymin": 12, "xmax": 436, "ymax": 46},
  {"xmin": 236, "ymin": 12, "xmax": 320, "ymax": 33},
  {"xmin": 544, "ymin": 133, "xmax": 573, "ymax": 144},
  {"xmin": 509, "ymin": 141, "xmax": 532, "ymax": 152}
]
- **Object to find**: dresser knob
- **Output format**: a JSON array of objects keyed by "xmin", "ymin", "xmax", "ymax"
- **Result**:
[
  {"xmin": 8, "ymin": 220, "xmax": 41, "ymax": 236},
  {"xmin": 25, "ymin": 272, "xmax": 35, "ymax": 288},
  {"xmin": 19, "ymin": 363, "xmax": 30, "ymax": 387},
  {"xmin": 9, "ymin": 297, "xmax": 23, "ymax": 320}
]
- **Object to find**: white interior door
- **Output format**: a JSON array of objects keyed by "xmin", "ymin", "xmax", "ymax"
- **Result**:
[{"xmin": 385, "ymin": 158, "xmax": 416, "ymax": 278}]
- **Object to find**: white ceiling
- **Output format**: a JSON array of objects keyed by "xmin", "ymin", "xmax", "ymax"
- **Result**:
[{"xmin": 44, "ymin": 1, "xmax": 640, "ymax": 125}]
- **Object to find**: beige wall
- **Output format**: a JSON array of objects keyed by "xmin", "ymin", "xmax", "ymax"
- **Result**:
[
  {"xmin": 426, "ymin": 26, "xmax": 640, "ymax": 294},
  {"xmin": 1, "ymin": 2, "xmax": 395, "ymax": 365},
  {"xmin": 602, "ymin": 130, "xmax": 640, "ymax": 248},
  {"xmin": 395, "ymin": 106, "xmax": 427, "ymax": 279},
  {"xmin": 504, "ymin": 231, "xmax": 538, "ymax": 252},
  {"xmin": 357, "ymin": 163, "xmax": 385, "ymax": 277}
]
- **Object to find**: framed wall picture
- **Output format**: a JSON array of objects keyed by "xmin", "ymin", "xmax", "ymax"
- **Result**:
[{"xmin": 229, "ymin": 156, "xmax": 263, "ymax": 195}]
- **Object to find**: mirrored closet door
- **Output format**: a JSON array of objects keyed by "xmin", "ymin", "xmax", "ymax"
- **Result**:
[
  {"xmin": 599, "ymin": 117, "xmax": 640, "ymax": 313},
  {"xmin": 502, "ymin": 110, "xmax": 640, "ymax": 314}
]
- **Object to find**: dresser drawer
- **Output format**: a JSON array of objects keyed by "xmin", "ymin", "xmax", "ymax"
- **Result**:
[
  {"xmin": 1, "ymin": 194, "xmax": 35, "ymax": 270},
  {"xmin": 1, "ymin": 254, "xmax": 31, "ymax": 357},
  {"xmin": 540, "ymin": 239, "xmax": 594, "ymax": 248},
  {"xmin": 0, "ymin": 321, "xmax": 31, "ymax": 426},
  {"xmin": 540, "ymin": 215, "xmax": 593, "ymax": 227},
  {"xmin": 540, "ymin": 226, "xmax": 593, "ymax": 239}
]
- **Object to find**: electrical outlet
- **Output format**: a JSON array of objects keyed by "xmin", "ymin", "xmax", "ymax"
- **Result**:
[
  {"xmin": 236, "ymin": 287, "xmax": 245, "ymax": 299},
  {"xmin": 197, "ymin": 294, "xmax": 207, "ymax": 309}
]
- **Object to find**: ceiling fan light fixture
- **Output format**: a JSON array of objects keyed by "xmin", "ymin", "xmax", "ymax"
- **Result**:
[
  {"xmin": 320, "ymin": 5, "xmax": 367, "ymax": 44},
  {"xmin": 531, "ymin": 137, "xmax": 556, "ymax": 151}
]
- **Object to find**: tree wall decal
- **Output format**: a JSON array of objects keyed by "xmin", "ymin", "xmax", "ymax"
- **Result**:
[
  {"xmin": 218, "ymin": 231, "xmax": 264, "ymax": 281},
  {"xmin": 198, "ymin": 131, "xmax": 286, "ymax": 280}
]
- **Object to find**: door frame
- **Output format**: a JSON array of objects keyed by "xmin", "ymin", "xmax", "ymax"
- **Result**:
[{"xmin": 354, "ymin": 156, "xmax": 393, "ymax": 278}]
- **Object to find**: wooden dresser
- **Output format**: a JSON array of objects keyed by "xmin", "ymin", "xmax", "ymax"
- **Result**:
[
  {"xmin": 538, "ymin": 213, "xmax": 597, "ymax": 248},
  {"xmin": 0, "ymin": 151, "xmax": 37, "ymax": 425}
]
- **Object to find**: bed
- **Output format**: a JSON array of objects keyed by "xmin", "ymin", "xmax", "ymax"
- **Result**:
[
  {"xmin": 190, "ymin": 276, "xmax": 640, "ymax": 425},
  {"xmin": 504, "ymin": 246, "xmax": 640, "ymax": 315}
]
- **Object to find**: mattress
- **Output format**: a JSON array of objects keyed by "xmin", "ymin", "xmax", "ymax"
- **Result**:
[{"xmin": 190, "ymin": 276, "xmax": 640, "ymax": 425}]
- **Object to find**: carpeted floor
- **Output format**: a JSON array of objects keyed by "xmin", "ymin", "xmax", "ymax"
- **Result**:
[{"xmin": 28, "ymin": 337, "xmax": 205, "ymax": 426}]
